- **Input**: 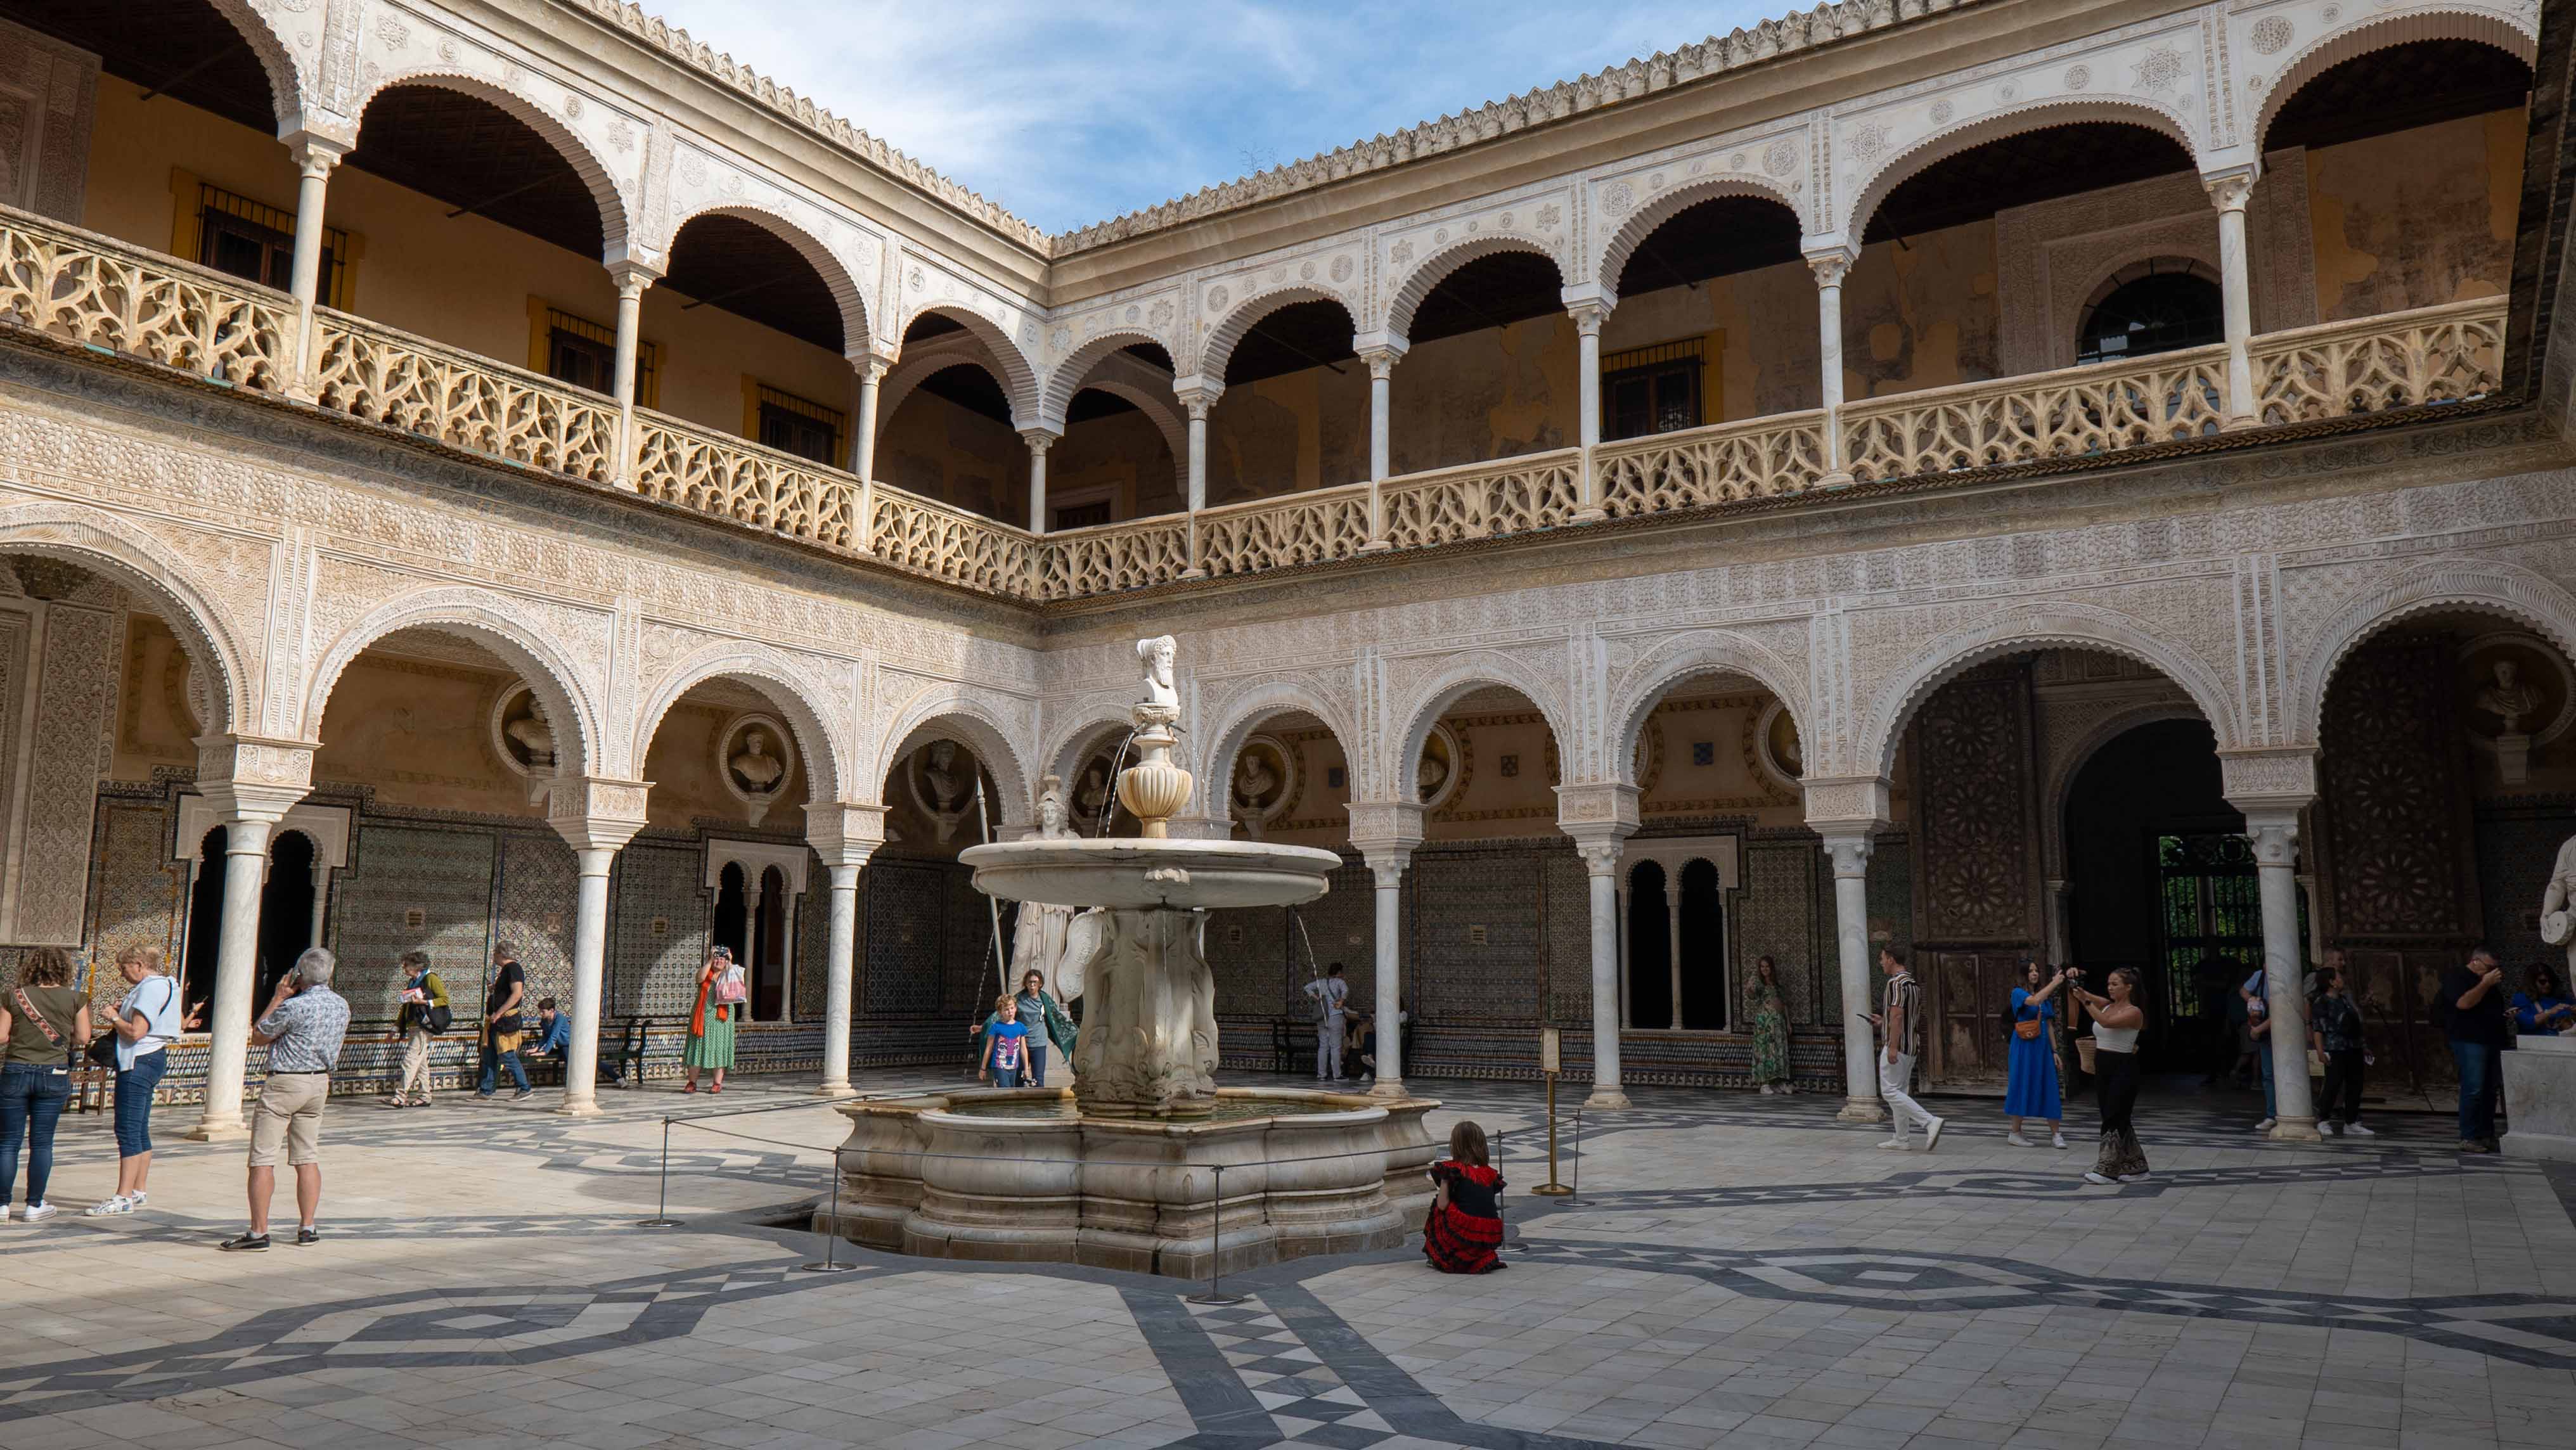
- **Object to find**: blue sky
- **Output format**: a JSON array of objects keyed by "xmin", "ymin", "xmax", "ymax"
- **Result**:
[{"xmin": 641, "ymin": 1, "xmax": 1787, "ymax": 234}]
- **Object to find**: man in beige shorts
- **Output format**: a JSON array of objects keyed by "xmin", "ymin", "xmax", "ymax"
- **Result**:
[{"xmin": 221, "ymin": 948, "xmax": 351, "ymax": 1252}]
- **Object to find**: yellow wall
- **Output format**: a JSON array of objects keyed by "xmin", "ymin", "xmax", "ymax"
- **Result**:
[
  {"xmin": 2305, "ymin": 109, "xmax": 2522, "ymax": 322},
  {"xmin": 80, "ymin": 79, "xmax": 854, "ymax": 442}
]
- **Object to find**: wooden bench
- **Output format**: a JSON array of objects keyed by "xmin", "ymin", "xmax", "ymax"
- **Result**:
[{"xmin": 602, "ymin": 1015, "xmax": 653, "ymax": 1087}]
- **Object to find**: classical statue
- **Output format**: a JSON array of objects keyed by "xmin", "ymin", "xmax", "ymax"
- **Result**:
[
  {"xmin": 2542, "ymin": 837, "xmax": 2576, "ymax": 978},
  {"xmin": 729, "ymin": 728, "xmax": 783, "ymax": 793},
  {"xmin": 1416, "ymin": 740, "xmax": 1450, "ymax": 800},
  {"xmin": 1072, "ymin": 759, "xmax": 1112, "ymax": 828},
  {"xmin": 1138, "ymin": 634, "xmax": 1180, "ymax": 715},
  {"xmin": 1232, "ymin": 748, "xmax": 1278, "ymax": 811},
  {"xmin": 920, "ymin": 739, "xmax": 970, "ymax": 843},
  {"xmin": 1013, "ymin": 776, "xmax": 1083, "ymax": 1001},
  {"xmin": 2476, "ymin": 658, "xmax": 2544, "ymax": 735},
  {"xmin": 505, "ymin": 697, "xmax": 555, "ymax": 768}
]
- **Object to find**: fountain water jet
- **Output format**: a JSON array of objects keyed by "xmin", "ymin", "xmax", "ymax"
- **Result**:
[{"xmin": 822, "ymin": 636, "xmax": 1438, "ymax": 1276}]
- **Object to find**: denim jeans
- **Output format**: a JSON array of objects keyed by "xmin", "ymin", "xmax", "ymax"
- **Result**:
[
  {"xmin": 0, "ymin": 1063, "xmax": 71, "ymax": 1207},
  {"xmin": 114, "ymin": 1049, "xmax": 167, "ymax": 1158},
  {"xmin": 989, "ymin": 1058, "xmax": 1023, "ymax": 1089},
  {"xmin": 479, "ymin": 1030, "xmax": 530, "ymax": 1095},
  {"xmin": 2451, "ymin": 1040, "xmax": 2502, "ymax": 1143},
  {"xmin": 1024, "ymin": 1041, "xmax": 1046, "ymax": 1088},
  {"xmin": 2257, "ymin": 1035, "xmax": 2277, "ymax": 1117}
]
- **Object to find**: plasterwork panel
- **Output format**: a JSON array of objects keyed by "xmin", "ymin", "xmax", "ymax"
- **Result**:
[
  {"xmin": 15, "ymin": 601, "xmax": 117, "ymax": 943},
  {"xmin": 2315, "ymin": 634, "xmax": 2481, "ymax": 942},
  {"xmin": 0, "ymin": 15, "xmax": 97, "ymax": 223}
]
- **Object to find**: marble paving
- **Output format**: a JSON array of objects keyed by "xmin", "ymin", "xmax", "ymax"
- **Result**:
[{"xmin": 1, "ymin": 1070, "xmax": 2572, "ymax": 1450}]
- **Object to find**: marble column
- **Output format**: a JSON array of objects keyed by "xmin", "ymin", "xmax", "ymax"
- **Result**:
[
  {"xmin": 281, "ymin": 132, "xmax": 345, "ymax": 398},
  {"xmin": 1806, "ymin": 250, "xmax": 1855, "ymax": 485},
  {"xmin": 1665, "ymin": 885, "xmax": 1684, "ymax": 1030},
  {"xmin": 1362, "ymin": 852, "xmax": 1410, "ymax": 1096},
  {"xmin": 1358, "ymin": 342, "xmax": 1405, "ymax": 551},
  {"xmin": 1177, "ymin": 385, "xmax": 1216, "ymax": 578},
  {"xmin": 818, "ymin": 863, "xmax": 862, "ymax": 1095},
  {"xmin": 191, "ymin": 816, "xmax": 278, "ymax": 1141},
  {"xmin": 558, "ymin": 846, "xmax": 619, "ymax": 1117},
  {"xmin": 1570, "ymin": 301, "xmax": 1608, "ymax": 520},
  {"xmin": 2244, "ymin": 809, "xmax": 2321, "ymax": 1140},
  {"xmin": 607, "ymin": 260, "xmax": 658, "ymax": 490},
  {"xmin": 1022, "ymin": 428, "xmax": 1059, "ymax": 534},
  {"xmin": 1576, "ymin": 838, "xmax": 1630, "ymax": 1108},
  {"xmin": 306, "ymin": 858, "xmax": 329, "ymax": 952},
  {"xmin": 1820, "ymin": 831, "xmax": 1884, "ymax": 1122},
  {"xmin": 849, "ymin": 358, "xmax": 885, "ymax": 479},
  {"xmin": 2205, "ymin": 167, "xmax": 2260, "ymax": 428}
]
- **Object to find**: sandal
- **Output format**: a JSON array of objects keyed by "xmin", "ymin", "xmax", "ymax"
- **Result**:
[
  {"xmin": 381, "ymin": 1097, "xmax": 407, "ymax": 1108},
  {"xmin": 681, "ymin": 1081, "xmax": 698, "ymax": 1094},
  {"xmin": 709, "ymin": 1082, "xmax": 724, "ymax": 1094}
]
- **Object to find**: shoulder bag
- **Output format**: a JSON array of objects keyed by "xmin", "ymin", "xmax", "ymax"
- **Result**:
[{"xmin": 11, "ymin": 985, "xmax": 78, "ymax": 1069}]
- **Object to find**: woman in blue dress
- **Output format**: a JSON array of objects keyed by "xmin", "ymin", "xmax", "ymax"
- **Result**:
[{"xmin": 2006, "ymin": 961, "xmax": 2068, "ymax": 1149}]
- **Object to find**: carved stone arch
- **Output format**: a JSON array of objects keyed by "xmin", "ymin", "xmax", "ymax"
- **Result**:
[
  {"xmin": 1071, "ymin": 375, "xmax": 1189, "ymax": 488},
  {"xmin": 1841, "ymin": 98, "xmax": 2203, "ymax": 243},
  {"xmin": 1199, "ymin": 286, "xmax": 1354, "ymax": 388},
  {"xmin": 894, "ymin": 303, "xmax": 1041, "ymax": 428},
  {"xmin": 2290, "ymin": 557, "xmax": 2576, "ymax": 747},
  {"xmin": 1858, "ymin": 605, "xmax": 2241, "ymax": 778},
  {"xmin": 878, "ymin": 691, "xmax": 1035, "ymax": 828},
  {"xmin": 350, "ymin": 70, "xmax": 633, "ymax": 257},
  {"xmin": 632, "ymin": 641, "xmax": 851, "ymax": 804},
  {"xmin": 217, "ymin": 0, "xmax": 307, "ymax": 132},
  {"xmin": 1041, "ymin": 701, "xmax": 1140, "ymax": 790},
  {"xmin": 1388, "ymin": 654, "xmax": 1573, "ymax": 804},
  {"xmin": 0, "ymin": 502, "xmax": 250, "ymax": 736},
  {"xmin": 664, "ymin": 202, "xmax": 873, "ymax": 356},
  {"xmin": 1038, "ymin": 328, "xmax": 1175, "ymax": 429},
  {"xmin": 1594, "ymin": 178, "xmax": 1805, "ymax": 295},
  {"xmin": 878, "ymin": 331, "xmax": 1001, "ymax": 432},
  {"xmin": 1383, "ymin": 234, "xmax": 1564, "ymax": 340},
  {"xmin": 2253, "ymin": 8, "xmax": 2538, "ymax": 152},
  {"xmin": 1200, "ymin": 678, "xmax": 1360, "ymax": 806},
  {"xmin": 1606, "ymin": 630, "xmax": 1811, "ymax": 785},
  {"xmin": 302, "ymin": 587, "xmax": 602, "ymax": 779}
]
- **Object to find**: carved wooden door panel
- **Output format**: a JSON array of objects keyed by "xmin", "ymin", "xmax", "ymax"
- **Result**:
[{"xmin": 1908, "ymin": 661, "xmax": 2044, "ymax": 1085}]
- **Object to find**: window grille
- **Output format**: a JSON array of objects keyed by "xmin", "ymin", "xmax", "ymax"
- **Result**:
[
  {"xmin": 755, "ymin": 384, "xmax": 845, "ymax": 465},
  {"xmin": 195, "ymin": 181, "xmax": 350, "ymax": 307}
]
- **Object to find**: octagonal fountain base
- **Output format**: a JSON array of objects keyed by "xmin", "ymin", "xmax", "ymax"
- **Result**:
[{"xmin": 817, "ymin": 1086, "xmax": 1439, "ymax": 1279}]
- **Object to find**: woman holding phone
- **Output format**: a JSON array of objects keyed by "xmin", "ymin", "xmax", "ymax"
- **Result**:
[{"xmin": 2068, "ymin": 967, "xmax": 2150, "ymax": 1184}]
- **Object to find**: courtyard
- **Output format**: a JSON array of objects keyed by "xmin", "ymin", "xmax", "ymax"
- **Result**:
[{"xmin": 1, "ymin": 1073, "xmax": 2570, "ymax": 1450}]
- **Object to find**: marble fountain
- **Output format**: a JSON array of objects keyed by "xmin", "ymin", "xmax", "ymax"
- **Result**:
[{"xmin": 818, "ymin": 637, "xmax": 1438, "ymax": 1278}]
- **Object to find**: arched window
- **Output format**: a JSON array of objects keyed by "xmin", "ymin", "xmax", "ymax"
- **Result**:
[{"xmin": 2076, "ymin": 260, "xmax": 2224, "ymax": 365}]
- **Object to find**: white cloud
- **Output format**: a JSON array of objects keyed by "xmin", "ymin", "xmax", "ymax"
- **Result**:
[{"xmin": 633, "ymin": 0, "xmax": 1783, "ymax": 231}]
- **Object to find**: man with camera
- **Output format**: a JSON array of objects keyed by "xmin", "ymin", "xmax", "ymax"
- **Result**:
[{"xmin": 222, "ymin": 947, "xmax": 351, "ymax": 1252}]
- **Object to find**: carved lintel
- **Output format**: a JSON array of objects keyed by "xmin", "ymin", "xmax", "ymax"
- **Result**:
[
  {"xmin": 191, "ymin": 733, "xmax": 318, "ymax": 824},
  {"xmin": 1800, "ymin": 773, "xmax": 1891, "ymax": 835},
  {"xmin": 2218, "ymin": 748, "xmax": 2317, "ymax": 814},
  {"xmin": 1346, "ymin": 799, "xmax": 1426, "ymax": 858},
  {"xmin": 1554, "ymin": 781, "xmax": 1640, "ymax": 835},
  {"xmin": 544, "ymin": 774, "xmax": 652, "ymax": 854},
  {"xmin": 803, "ymin": 801, "xmax": 888, "ymax": 868}
]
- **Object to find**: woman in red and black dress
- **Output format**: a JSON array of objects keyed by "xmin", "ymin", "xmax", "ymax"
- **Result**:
[{"xmin": 1423, "ymin": 1120, "xmax": 1506, "ymax": 1274}]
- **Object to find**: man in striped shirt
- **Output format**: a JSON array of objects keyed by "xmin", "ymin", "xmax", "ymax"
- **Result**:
[{"xmin": 1865, "ymin": 948, "xmax": 1946, "ymax": 1152}]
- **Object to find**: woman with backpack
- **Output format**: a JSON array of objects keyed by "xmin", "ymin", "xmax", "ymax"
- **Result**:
[
  {"xmin": 682, "ymin": 946, "xmax": 740, "ymax": 1094},
  {"xmin": 0, "ymin": 947, "xmax": 92, "ymax": 1222},
  {"xmin": 385, "ymin": 950, "xmax": 449, "ymax": 1108}
]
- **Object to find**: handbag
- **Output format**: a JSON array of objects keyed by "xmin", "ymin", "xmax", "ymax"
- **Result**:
[
  {"xmin": 2014, "ymin": 1015, "xmax": 2045, "ymax": 1041},
  {"xmin": 715, "ymin": 965, "xmax": 747, "ymax": 1004}
]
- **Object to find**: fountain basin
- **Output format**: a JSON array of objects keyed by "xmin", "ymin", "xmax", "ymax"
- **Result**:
[
  {"xmin": 962, "ymin": 836, "xmax": 1344, "ymax": 910},
  {"xmin": 819, "ymin": 1086, "xmax": 1439, "ymax": 1278}
]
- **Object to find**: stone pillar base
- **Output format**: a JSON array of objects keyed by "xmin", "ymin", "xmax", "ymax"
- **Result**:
[
  {"xmin": 1367, "ymin": 1077, "xmax": 1405, "ymax": 1100},
  {"xmin": 1818, "ymin": 470, "xmax": 1855, "ymax": 489},
  {"xmin": 2504, "ymin": 1037, "xmax": 2576, "ymax": 1160},
  {"xmin": 1356, "ymin": 539, "xmax": 1393, "ymax": 554},
  {"xmin": 184, "ymin": 1118, "xmax": 249, "ymax": 1143},
  {"xmin": 2267, "ymin": 1117, "xmax": 2323, "ymax": 1142},
  {"xmin": 556, "ymin": 1098, "xmax": 603, "ymax": 1119},
  {"xmin": 1569, "ymin": 507, "xmax": 1608, "ymax": 525},
  {"xmin": 1583, "ymin": 1087, "xmax": 1632, "ymax": 1110},
  {"xmin": 816, "ymin": 1082, "xmax": 858, "ymax": 1099},
  {"xmin": 1837, "ymin": 1096, "xmax": 1886, "ymax": 1123}
]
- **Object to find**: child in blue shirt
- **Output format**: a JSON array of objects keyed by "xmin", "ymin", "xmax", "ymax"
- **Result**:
[{"xmin": 981, "ymin": 992, "xmax": 1031, "ymax": 1088}]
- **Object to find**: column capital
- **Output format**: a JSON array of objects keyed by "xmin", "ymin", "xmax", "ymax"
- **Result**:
[
  {"xmin": 2239, "ymin": 810, "xmax": 2300, "ymax": 864},
  {"xmin": 1803, "ymin": 245, "xmax": 1857, "ymax": 288},
  {"xmin": 544, "ymin": 775, "xmax": 651, "ymax": 854},
  {"xmin": 1019, "ymin": 425, "xmax": 1061, "ymax": 454},
  {"xmin": 849, "ymin": 353, "xmax": 890, "ymax": 384},
  {"xmin": 2219, "ymin": 748, "xmax": 2317, "ymax": 815},
  {"xmin": 1555, "ymin": 781, "xmax": 1641, "ymax": 838},
  {"xmin": 1819, "ymin": 833, "xmax": 1874, "ymax": 878},
  {"xmin": 1801, "ymin": 774, "xmax": 1891, "ymax": 836},
  {"xmin": 192, "ymin": 733, "xmax": 317, "ymax": 824},
  {"xmin": 281, "ymin": 129, "xmax": 351, "ymax": 175},
  {"xmin": 607, "ymin": 259, "xmax": 663, "ymax": 296},
  {"xmin": 1353, "ymin": 332, "xmax": 1409, "ymax": 371},
  {"xmin": 1173, "ymin": 377, "xmax": 1223, "ymax": 416},
  {"xmin": 1357, "ymin": 346, "xmax": 1406, "ymax": 380},
  {"xmin": 1560, "ymin": 281, "xmax": 1617, "ymax": 329},
  {"xmin": 2201, "ymin": 162, "xmax": 2260, "ymax": 213},
  {"xmin": 804, "ymin": 801, "xmax": 887, "ymax": 868},
  {"xmin": 1568, "ymin": 834, "xmax": 1626, "ymax": 877}
]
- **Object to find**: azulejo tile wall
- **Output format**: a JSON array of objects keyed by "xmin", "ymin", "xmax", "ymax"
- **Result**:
[{"xmin": 333, "ymin": 823, "xmax": 498, "ymax": 1017}]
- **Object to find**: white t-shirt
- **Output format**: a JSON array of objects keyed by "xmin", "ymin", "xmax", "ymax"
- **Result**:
[{"xmin": 115, "ymin": 973, "xmax": 181, "ymax": 1070}]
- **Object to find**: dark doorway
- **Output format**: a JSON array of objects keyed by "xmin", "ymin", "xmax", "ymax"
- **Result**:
[
  {"xmin": 182, "ymin": 825, "xmax": 226, "ymax": 1015},
  {"xmin": 1626, "ymin": 861, "xmax": 1670, "ymax": 1028},
  {"xmin": 751, "ymin": 865, "xmax": 789, "ymax": 1022},
  {"xmin": 2064, "ymin": 717, "xmax": 2240, "ymax": 1072},
  {"xmin": 1677, "ymin": 859, "xmax": 1727, "ymax": 1029},
  {"xmin": 257, "ymin": 830, "xmax": 317, "ymax": 997},
  {"xmin": 712, "ymin": 861, "xmax": 749, "ymax": 967}
]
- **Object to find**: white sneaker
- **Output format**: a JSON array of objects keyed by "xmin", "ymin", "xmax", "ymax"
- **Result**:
[
  {"xmin": 2083, "ymin": 1171, "xmax": 2116, "ymax": 1185},
  {"xmin": 0, "ymin": 1204, "xmax": 11, "ymax": 1221},
  {"xmin": 127, "ymin": 1191, "xmax": 147, "ymax": 1209},
  {"xmin": 1923, "ymin": 1117, "xmax": 1946, "ymax": 1152},
  {"xmin": 83, "ymin": 1197, "xmax": 131, "ymax": 1217},
  {"xmin": 1875, "ymin": 1138, "xmax": 1909, "ymax": 1150},
  {"xmin": 2255, "ymin": 1117, "xmax": 2276, "ymax": 1132},
  {"xmin": 2322, "ymin": 1122, "xmax": 2342, "ymax": 1136},
  {"xmin": 2118, "ymin": 1171, "xmax": 2151, "ymax": 1183},
  {"xmin": 21, "ymin": 1203, "xmax": 55, "ymax": 1222},
  {"xmin": 2007, "ymin": 1131, "xmax": 2032, "ymax": 1147},
  {"xmin": 1759, "ymin": 1084, "xmax": 1774, "ymax": 1095},
  {"xmin": 2051, "ymin": 1132, "xmax": 2068, "ymax": 1150},
  {"xmin": 2343, "ymin": 1122, "xmax": 2374, "ymax": 1137}
]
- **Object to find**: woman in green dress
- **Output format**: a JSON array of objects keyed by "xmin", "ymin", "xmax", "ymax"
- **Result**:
[
  {"xmin": 1748, "ymin": 956, "xmax": 1793, "ymax": 1094},
  {"xmin": 682, "ymin": 946, "xmax": 738, "ymax": 1093}
]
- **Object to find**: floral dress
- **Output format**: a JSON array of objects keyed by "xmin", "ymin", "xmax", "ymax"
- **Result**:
[
  {"xmin": 683, "ymin": 965, "xmax": 736, "ymax": 1069},
  {"xmin": 1748, "ymin": 978, "xmax": 1791, "ymax": 1088},
  {"xmin": 1423, "ymin": 1160, "xmax": 1505, "ymax": 1274}
]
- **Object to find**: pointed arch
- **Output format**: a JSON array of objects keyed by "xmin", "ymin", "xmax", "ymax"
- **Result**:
[
  {"xmin": 1387, "ymin": 653, "xmax": 1572, "ymax": 804},
  {"xmin": 1384, "ymin": 235, "xmax": 1565, "ymax": 340},
  {"xmin": 632, "ymin": 641, "xmax": 851, "ymax": 805},
  {"xmin": 1593, "ymin": 179, "xmax": 1804, "ymax": 297},
  {"xmin": 1840, "ymin": 98, "xmax": 2202, "ymax": 243},
  {"xmin": 2254, "ymin": 9, "xmax": 2537, "ymax": 151},
  {"xmin": 1857, "ymin": 605, "xmax": 2239, "ymax": 778},
  {"xmin": 895, "ymin": 304, "xmax": 1041, "ymax": 428},
  {"xmin": 666, "ymin": 202, "xmax": 874, "ymax": 357},
  {"xmin": 877, "ymin": 690, "xmax": 1035, "ymax": 828},
  {"xmin": 301, "ymin": 586, "xmax": 603, "ymax": 778},
  {"xmin": 351, "ymin": 70, "xmax": 633, "ymax": 258},
  {"xmin": 212, "ymin": 0, "xmax": 306, "ymax": 132},
  {"xmin": 1038, "ymin": 329, "xmax": 1173, "ymax": 430},
  {"xmin": 0, "ymin": 501, "xmax": 249, "ymax": 735},
  {"xmin": 2291, "ymin": 558, "xmax": 2576, "ymax": 746},
  {"xmin": 1199, "ymin": 286, "xmax": 1355, "ymax": 388},
  {"xmin": 1605, "ymin": 630, "xmax": 1811, "ymax": 785}
]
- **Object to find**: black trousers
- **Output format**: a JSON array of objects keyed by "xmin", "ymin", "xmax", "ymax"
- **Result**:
[{"xmin": 2320, "ymin": 1048, "xmax": 2364, "ymax": 1124}]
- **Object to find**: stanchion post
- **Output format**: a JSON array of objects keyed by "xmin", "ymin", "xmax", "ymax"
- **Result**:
[
  {"xmin": 637, "ymin": 1117, "xmax": 681, "ymax": 1228},
  {"xmin": 1186, "ymin": 1160, "xmax": 1246, "ymax": 1306},
  {"xmin": 1533, "ymin": 1027, "xmax": 1571, "ymax": 1196},
  {"xmin": 802, "ymin": 1145, "xmax": 854, "ymax": 1273},
  {"xmin": 1568, "ymin": 1105, "xmax": 1583, "ymax": 1206}
]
